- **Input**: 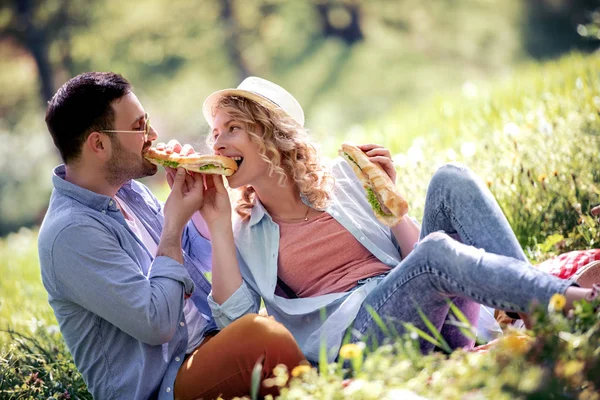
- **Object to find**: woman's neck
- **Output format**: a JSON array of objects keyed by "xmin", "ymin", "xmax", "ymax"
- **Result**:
[{"xmin": 253, "ymin": 176, "xmax": 306, "ymax": 217}]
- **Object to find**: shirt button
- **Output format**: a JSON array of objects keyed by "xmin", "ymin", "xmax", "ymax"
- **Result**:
[
  {"xmin": 180, "ymin": 321, "xmax": 185, "ymax": 327},
  {"xmin": 175, "ymin": 357, "xmax": 181, "ymax": 362},
  {"xmin": 166, "ymin": 387, "xmax": 171, "ymax": 393},
  {"xmin": 109, "ymin": 200, "xmax": 114, "ymax": 206},
  {"xmin": 101, "ymin": 210, "xmax": 106, "ymax": 214},
  {"xmin": 360, "ymin": 236, "xmax": 366, "ymax": 241}
]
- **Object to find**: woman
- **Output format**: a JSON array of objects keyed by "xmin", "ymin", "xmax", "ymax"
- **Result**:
[{"xmin": 174, "ymin": 77, "xmax": 597, "ymax": 363}]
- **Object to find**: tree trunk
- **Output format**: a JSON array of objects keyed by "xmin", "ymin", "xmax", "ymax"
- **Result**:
[
  {"xmin": 220, "ymin": 0, "xmax": 252, "ymax": 82},
  {"xmin": 16, "ymin": 0, "xmax": 55, "ymax": 103}
]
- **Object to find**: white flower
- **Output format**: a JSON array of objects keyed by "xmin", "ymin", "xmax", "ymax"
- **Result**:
[
  {"xmin": 460, "ymin": 142, "xmax": 476, "ymax": 158},
  {"xmin": 407, "ymin": 145, "xmax": 424, "ymax": 165},
  {"xmin": 392, "ymin": 153, "xmax": 407, "ymax": 167},
  {"xmin": 538, "ymin": 121, "xmax": 553, "ymax": 136},
  {"xmin": 503, "ymin": 122, "xmax": 521, "ymax": 137},
  {"xmin": 362, "ymin": 381, "xmax": 385, "ymax": 399},
  {"xmin": 343, "ymin": 379, "xmax": 366, "ymax": 396},
  {"xmin": 462, "ymin": 81, "xmax": 478, "ymax": 98},
  {"xmin": 46, "ymin": 325, "xmax": 60, "ymax": 335},
  {"xmin": 385, "ymin": 388, "xmax": 429, "ymax": 400},
  {"xmin": 446, "ymin": 148, "xmax": 457, "ymax": 161},
  {"xmin": 412, "ymin": 136, "xmax": 426, "ymax": 148}
]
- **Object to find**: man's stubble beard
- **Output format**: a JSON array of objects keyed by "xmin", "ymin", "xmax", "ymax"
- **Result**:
[{"xmin": 105, "ymin": 137, "xmax": 157, "ymax": 187}]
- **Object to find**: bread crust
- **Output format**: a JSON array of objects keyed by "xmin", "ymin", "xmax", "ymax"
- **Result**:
[
  {"xmin": 339, "ymin": 143, "xmax": 408, "ymax": 226},
  {"xmin": 144, "ymin": 147, "xmax": 238, "ymax": 176}
]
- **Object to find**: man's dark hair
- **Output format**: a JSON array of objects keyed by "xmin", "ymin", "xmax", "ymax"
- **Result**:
[{"xmin": 45, "ymin": 72, "xmax": 132, "ymax": 164}]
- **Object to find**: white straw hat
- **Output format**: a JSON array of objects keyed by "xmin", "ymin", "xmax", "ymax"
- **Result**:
[{"xmin": 202, "ymin": 76, "xmax": 305, "ymax": 128}]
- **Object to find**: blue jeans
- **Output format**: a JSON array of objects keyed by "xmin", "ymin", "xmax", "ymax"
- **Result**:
[{"xmin": 350, "ymin": 163, "xmax": 572, "ymax": 352}]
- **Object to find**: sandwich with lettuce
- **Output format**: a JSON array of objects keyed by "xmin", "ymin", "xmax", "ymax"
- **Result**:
[
  {"xmin": 339, "ymin": 143, "xmax": 408, "ymax": 226},
  {"xmin": 144, "ymin": 147, "xmax": 238, "ymax": 176}
]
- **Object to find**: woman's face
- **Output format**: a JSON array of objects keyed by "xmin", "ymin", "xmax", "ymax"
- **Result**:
[{"xmin": 211, "ymin": 108, "xmax": 270, "ymax": 189}]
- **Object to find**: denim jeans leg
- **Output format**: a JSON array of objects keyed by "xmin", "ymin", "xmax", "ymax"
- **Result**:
[
  {"xmin": 350, "ymin": 232, "xmax": 571, "ymax": 353},
  {"xmin": 420, "ymin": 163, "xmax": 527, "ymax": 261},
  {"xmin": 420, "ymin": 163, "xmax": 530, "ymax": 335}
]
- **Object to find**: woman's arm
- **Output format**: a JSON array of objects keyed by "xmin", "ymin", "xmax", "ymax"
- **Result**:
[
  {"xmin": 390, "ymin": 216, "xmax": 421, "ymax": 259},
  {"xmin": 209, "ymin": 222, "xmax": 243, "ymax": 304},
  {"xmin": 358, "ymin": 143, "xmax": 421, "ymax": 259},
  {"xmin": 200, "ymin": 174, "xmax": 244, "ymax": 304}
]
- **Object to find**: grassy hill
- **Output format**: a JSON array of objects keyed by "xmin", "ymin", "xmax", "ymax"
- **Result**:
[{"xmin": 1, "ymin": 52, "xmax": 599, "ymax": 399}]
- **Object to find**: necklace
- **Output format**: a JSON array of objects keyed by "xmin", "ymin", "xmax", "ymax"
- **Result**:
[{"xmin": 270, "ymin": 204, "xmax": 311, "ymax": 222}]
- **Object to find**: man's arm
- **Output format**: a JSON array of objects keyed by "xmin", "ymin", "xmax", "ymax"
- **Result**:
[
  {"xmin": 51, "ymin": 223, "xmax": 191, "ymax": 345},
  {"xmin": 51, "ymin": 167, "xmax": 206, "ymax": 345}
]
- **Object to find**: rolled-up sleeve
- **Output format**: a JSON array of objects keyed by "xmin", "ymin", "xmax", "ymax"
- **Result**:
[
  {"xmin": 207, "ymin": 280, "xmax": 260, "ymax": 329},
  {"xmin": 51, "ymin": 223, "xmax": 192, "ymax": 345}
]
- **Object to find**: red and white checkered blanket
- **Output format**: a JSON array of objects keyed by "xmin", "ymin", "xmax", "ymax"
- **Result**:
[{"xmin": 535, "ymin": 249, "xmax": 600, "ymax": 279}]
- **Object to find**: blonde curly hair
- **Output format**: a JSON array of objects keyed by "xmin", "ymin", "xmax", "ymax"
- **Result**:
[{"xmin": 207, "ymin": 96, "xmax": 334, "ymax": 220}]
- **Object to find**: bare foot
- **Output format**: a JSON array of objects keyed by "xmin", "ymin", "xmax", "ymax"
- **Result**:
[{"xmin": 564, "ymin": 284, "xmax": 599, "ymax": 311}]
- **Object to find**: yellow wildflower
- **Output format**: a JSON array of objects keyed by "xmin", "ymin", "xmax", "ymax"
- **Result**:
[
  {"xmin": 548, "ymin": 293, "xmax": 567, "ymax": 312},
  {"xmin": 291, "ymin": 365, "xmax": 312, "ymax": 377},
  {"xmin": 500, "ymin": 334, "xmax": 533, "ymax": 355},
  {"xmin": 339, "ymin": 343, "xmax": 363, "ymax": 359},
  {"xmin": 560, "ymin": 360, "xmax": 585, "ymax": 379},
  {"xmin": 538, "ymin": 174, "xmax": 547, "ymax": 183}
]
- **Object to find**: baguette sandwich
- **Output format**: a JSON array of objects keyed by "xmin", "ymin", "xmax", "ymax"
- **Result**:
[
  {"xmin": 339, "ymin": 143, "xmax": 408, "ymax": 226},
  {"xmin": 144, "ymin": 147, "xmax": 238, "ymax": 176}
]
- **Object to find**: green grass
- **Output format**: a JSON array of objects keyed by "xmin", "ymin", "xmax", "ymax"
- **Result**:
[{"xmin": 2, "ymin": 52, "xmax": 600, "ymax": 399}]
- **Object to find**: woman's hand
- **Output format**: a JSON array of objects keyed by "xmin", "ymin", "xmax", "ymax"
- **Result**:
[
  {"xmin": 358, "ymin": 143, "xmax": 396, "ymax": 183},
  {"xmin": 199, "ymin": 174, "xmax": 233, "ymax": 230}
]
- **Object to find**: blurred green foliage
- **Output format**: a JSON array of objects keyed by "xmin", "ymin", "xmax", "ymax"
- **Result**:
[{"xmin": 0, "ymin": 0, "xmax": 598, "ymax": 236}]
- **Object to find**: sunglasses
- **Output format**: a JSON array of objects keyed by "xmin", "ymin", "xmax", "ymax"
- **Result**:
[{"xmin": 99, "ymin": 113, "xmax": 151, "ymax": 141}]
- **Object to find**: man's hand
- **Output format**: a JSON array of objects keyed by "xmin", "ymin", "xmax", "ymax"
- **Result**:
[
  {"xmin": 156, "ymin": 140, "xmax": 196, "ymax": 187},
  {"xmin": 358, "ymin": 143, "xmax": 396, "ymax": 183},
  {"xmin": 163, "ymin": 168, "xmax": 205, "ymax": 229},
  {"xmin": 157, "ymin": 168, "xmax": 206, "ymax": 263},
  {"xmin": 156, "ymin": 139, "xmax": 195, "ymax": 156}
]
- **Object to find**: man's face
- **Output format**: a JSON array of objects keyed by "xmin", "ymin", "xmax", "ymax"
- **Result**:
[{"xmin": 105, "ymin": 92, "xmax": 158, "ymax": 185}]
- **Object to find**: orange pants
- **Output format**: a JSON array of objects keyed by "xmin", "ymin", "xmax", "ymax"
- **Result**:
[{"xmin": 174, "ymin": 314, "xmax": 306, "ymax": 400}]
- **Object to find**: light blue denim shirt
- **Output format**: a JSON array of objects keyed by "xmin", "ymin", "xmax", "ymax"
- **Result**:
[
  {"xmin": 38, "ymin": 165, "xmax": 216, "ymax": 400},
  {"xmin": 208, "ymin": 158, "xmax": 406, "ymax": 362}
]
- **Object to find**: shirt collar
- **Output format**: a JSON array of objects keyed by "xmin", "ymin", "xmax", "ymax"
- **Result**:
[
  {"xmin": 52, "ymin": 164, "xmax": 128, "ymax": 213},
  {"xmin": 248, "ymin": 197, "xmax": 268, "ymax": 227}
]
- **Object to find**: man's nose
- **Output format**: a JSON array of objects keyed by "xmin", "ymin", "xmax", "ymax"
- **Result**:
[{"xmin": 148, "ymin": 125, "xmax": 159, "ymax": 141}]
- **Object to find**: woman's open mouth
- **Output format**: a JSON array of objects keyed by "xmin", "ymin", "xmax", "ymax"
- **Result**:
[{"xmin": 230, "ymin": 156, "xmax": 244, "ymax": 168}]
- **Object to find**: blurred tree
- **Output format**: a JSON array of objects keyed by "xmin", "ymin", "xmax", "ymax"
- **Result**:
[
  {"xmin": 315, "ymin": 1, "xmax": 364, "ymax": 45},
  {"xmin": 0, "ymin": 0, "xmax": 89, "ymax": 105},
  {"xmin": 524, "ymin": 0, "xmax": 600, "ymax": 59},
  {"xmin": 220, "ymin": 0, "xmax": 253, "ymax": 82}
]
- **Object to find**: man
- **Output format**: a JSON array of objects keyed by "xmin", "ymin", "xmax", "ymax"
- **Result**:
[{"xmin": 38, "ymin": 72, "xmax": 305, "ymax": 400}]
